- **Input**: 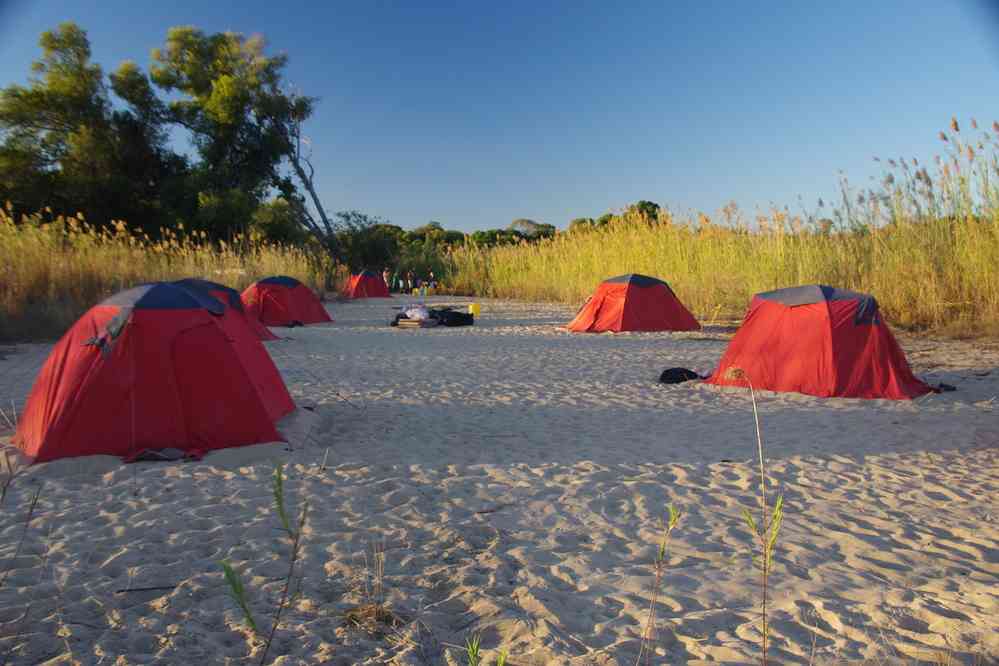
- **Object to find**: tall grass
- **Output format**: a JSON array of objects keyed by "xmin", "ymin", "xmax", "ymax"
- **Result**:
[
  {"xmin": 448, "ymin": 119, "xmax": 999, "ymax": 335},
  {"xmin": 0, "ymin": 205, "xmax": 329, "ymax": 342}
]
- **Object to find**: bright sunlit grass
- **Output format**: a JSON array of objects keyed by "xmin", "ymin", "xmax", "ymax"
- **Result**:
[
  {"xmin": 0, "ymin": 206, "xmax": 327, "ymax": 342},
  {"xmin": 447, "ymin": 119, "xmax": 999, "ymax": 336}
]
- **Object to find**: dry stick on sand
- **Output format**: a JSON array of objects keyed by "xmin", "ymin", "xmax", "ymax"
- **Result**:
[
  {"xmin": 725, "ymin": 367, "xmax": 785, "ymax": 666},
  {"xmin": 636, "ymin": 506, "xmax": 681, "ymax": 666}
]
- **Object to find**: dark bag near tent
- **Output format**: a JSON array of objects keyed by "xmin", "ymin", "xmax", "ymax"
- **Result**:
[
  {"xmin": 434, "ymin": 310, "xmax": 474, "ymax": 327},
  {"xmin": 659, "ymin": 367, "xmax": 703, "ymax": 384}
]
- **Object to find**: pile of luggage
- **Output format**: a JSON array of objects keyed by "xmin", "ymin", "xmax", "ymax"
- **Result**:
[{"xmin": 391, "ymin": 305, "xmax": 474, "ymax": 328}]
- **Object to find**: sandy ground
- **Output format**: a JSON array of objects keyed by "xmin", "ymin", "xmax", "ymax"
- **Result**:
[{"xmin": 0, "ymin": 297, "xmax": 997, "ymax": 665}]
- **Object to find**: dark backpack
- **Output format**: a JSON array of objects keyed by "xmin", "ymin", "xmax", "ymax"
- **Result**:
[
  {"xmin": 659, "ymin": 367, "xmax": 703, "ymax": 384},
  {"xmin": 436, "ymin": 310, "xmax": 474, "ymax": 327}
]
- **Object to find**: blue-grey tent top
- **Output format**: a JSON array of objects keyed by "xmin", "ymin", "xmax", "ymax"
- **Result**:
[
  {"xmin": 101, "ymin": 282, "xmax": 225, "ymax": 314},
  {"xmin": 258, "ymin": 275, "xmax": 302, "ymax": 287},
  {"xmin": 603, "ymin": 274, "xmax": 671, "ymax": 288},
  {"xmin": 756, "ymin": 285, "xmax": 880, "ymax": 324},
  {"xmin": 171, "ymin": 278, "xmax": 243, "ymax": 311}
]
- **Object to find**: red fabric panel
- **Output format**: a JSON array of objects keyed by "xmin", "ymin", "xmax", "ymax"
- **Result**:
[
  {"xmin": 706, "ymin": 297, "xmax": 932, "ymax": 399},
  {"xmin": 707, "ymin": 300, "xmax": 834, "ymax": 395},
  {"xmin": 567, "ymin": 281, "xmax": 700, "ymax": 332},
  {"xmin": 290, "ymin": 284, "xmax": 333, "ymax": 322},
  {"xmin": 826, "ymin": 300, "xmax": 931, "ymax": 399},
  {"xmin": 567, "ymin": 284, "xmax": 620, "ymax": 331},
  {"xmin": 168, "ymin": 322, "xmax": 282, "ymax": 451},
  {"xmin": 620, "ymin": 284, "xmax": 700, "ymax": 331},
  {"xmin": 14, "ymin": 306, "xmax": 286, "ymax": 463},
  {"xmin": 241, "ymin": 282, "xmax": 332, "ymax": 326},
  {"xmin": 211, "ymin": 303, "xmax": 295, "ymax": 423},
  {"xmin": 15, "ymin": 305, "xmax": 140, "ymax": 460},
  {"xmin": 345, "ymin": 274, "xmax": 391, "ymax": 298},
  {"xmin": 203, "ymin": 286, "xmax": 277, "ymax": 340},
  {"xmin": 566, "ymin": 296, "xmax": 599, "ymax": 331}
]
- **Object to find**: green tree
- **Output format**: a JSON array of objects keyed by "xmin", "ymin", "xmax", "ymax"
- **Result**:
[
  {"xmin": 568, "ymin": 217, "xmax": 595, "ymax": 233},
  {"xmin": 508, "ymin": 218, "xmax": 555, "ymax": 239},
  {"xmin": 332, "ymin": 210, "xmax": 401, "ymax": 272},
  {"xmin": 0, "ymin": 23, "xmax": 111, "ymax": 216},
  {"xmin": 148, "ymin": 27, "xmax": 333, "ymax": 243},
  {"xmin": 249, "ymin": 198, "xmax": 308, "ymax": 244},
  {"xmin": 0, "ymin": 23, "xmax": 189, "ymax": 233},
  {"xmin": 630, "ymin": 200, "xmax": 661, "ymax": 222}
]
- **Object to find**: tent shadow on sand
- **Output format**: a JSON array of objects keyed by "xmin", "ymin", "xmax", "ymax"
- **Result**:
[{"xmin": 286, "ymin": 308, "xmax": 998, "ymax": 469}]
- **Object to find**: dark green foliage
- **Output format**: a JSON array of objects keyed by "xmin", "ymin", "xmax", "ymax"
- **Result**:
[
  {"xmin": 468, "ymin": 228, "xmax": 526, "ymax": 247},
  {"xmin": 0, "ymin": 22, "xmax": 316, "ymax": 242},
  {"xmin": 250, "ymin": 198, "xmax": 310, "ymax": 245},
  {"xmin": 630, "ymin": 199, "xmax": 661, "ymax": 222},
  {"xmin": 333, "ymin": 211, "xmax": 401, "ymax": 272},
  {"xmin": 0, "ymin": 23, "xmax": 190, "ymax": 233},
  {"xmin": 508, "ymin": 218, "xmax": 556, "ymax": 239}
]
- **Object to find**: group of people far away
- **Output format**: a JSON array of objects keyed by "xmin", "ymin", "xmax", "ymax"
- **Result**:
[{"xmin": 383, "ymin": 268, "xmax": 437, "ymax": 293}]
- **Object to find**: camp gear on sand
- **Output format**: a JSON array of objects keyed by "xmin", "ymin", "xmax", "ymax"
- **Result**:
[
  {"xmin": 659, "ymin": 368, "xmax": 705, "ymax": 384},
  {"xmin": 390, "ymin": 305, "xmax": 474, "ymax": 328}
]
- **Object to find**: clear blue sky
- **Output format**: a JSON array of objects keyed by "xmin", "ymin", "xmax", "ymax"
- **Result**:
[{"xmin": 1, "ymin": 0, "xmax": 997, "ymax": 232}]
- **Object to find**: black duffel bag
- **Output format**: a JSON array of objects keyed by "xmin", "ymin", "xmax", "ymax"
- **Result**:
[{"xmin": 433, "ymin": 309, "xmax": 474, "ymax": 327}]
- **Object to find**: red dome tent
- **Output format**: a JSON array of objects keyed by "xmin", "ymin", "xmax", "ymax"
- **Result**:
[
  {"xmin": 173, "ymin": 278, "xmax": 278, "ymax": 341},
  {"xmin": 241, "ymin": 276, "xmax": 332, "ymax": 327},
  {"xmin": 344, "ymin": 270, "xmax": 391, "ymax": 298},
  {"xmin": 14, "ymin": 283, "xmax": 295, "ymax": 463},
  {"xmin": 171, "ymin": 279, "xmax": 294, "ymax": 418},
  {"xmin": 567, "ymin": 274, "xmax": 700, "ymax": 333},
  {"xmin": 705, "ymin": 285, "xmax": 932, "ymax": 399}
]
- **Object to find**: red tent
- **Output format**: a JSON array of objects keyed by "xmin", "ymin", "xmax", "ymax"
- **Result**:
[
  {"xmin": 172, "ymin": 279, "xmax": 294, "ymax": 420},
  {"xmin": 14, "ymin": 283, "xmax": 295, "ymax": 463},
  {"xmin": 705, "ymin": 285, "xmax": 932, "ymax": 399},
  {"xmin": 567, "ymin": 274, "xmax": 700, "ymax": 333},
  {"xmin": 241, "ymin": 276, "xmax": 332, "ymax": 327},
  {"xmin": 173, "ymin": 278, "xmax": 278, "ymax": 340},
  {"xmin": 344, "ymin": 270, "xmax": 390, "ymax": 298}
]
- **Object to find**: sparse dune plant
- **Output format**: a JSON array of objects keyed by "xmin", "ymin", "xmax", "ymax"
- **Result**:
[
  {"xmin": 725, "ymin": 367, "xmax": 784, "ymax": 666},
  {"xmin": 221, "ymin": 463, "xmax": 309, "ymax": 666},
  {"xmin": 636, "ymin": 505, "xmax": 682, "ymax": 666}
]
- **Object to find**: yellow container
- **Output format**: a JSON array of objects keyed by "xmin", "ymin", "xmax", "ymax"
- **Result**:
[
  {"xmin": 412, "ymin": 288, "xmax": 419, "ymax": 296},
  {"xmin": 468, "ymin": 303, "xmax": 481, "ymax": 316}
]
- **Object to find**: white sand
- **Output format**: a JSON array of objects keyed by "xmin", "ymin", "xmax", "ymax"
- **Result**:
[{"xmin": 0, "ymin": 297, "xmax": 996, "ymax": 664}]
